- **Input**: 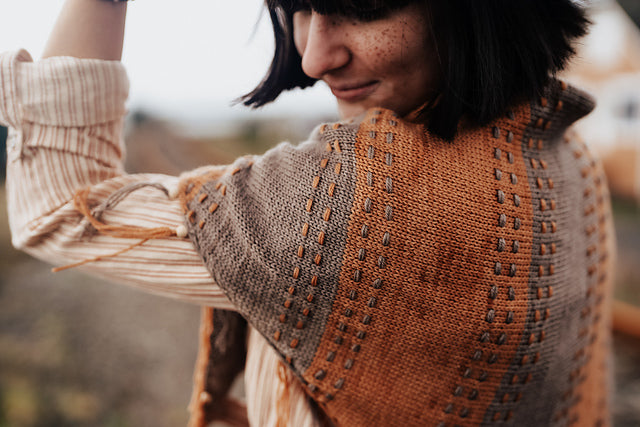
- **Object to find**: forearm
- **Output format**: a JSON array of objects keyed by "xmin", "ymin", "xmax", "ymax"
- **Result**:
[
  {"xmin": 42, "ymin": 0, "xmax": 127, "ymax": 60},
  {"xmin": 7, "ymin": 151, "xmax": 234, "ymax": 308}
]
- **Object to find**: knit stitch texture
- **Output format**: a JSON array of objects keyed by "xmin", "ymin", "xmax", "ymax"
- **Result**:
[{"xmin": 184, "ymin": 81, "xmax": 613, "ymax": 427}]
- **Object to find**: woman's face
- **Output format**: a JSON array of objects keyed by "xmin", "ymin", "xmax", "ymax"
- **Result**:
[{"xmin": 293, "ymin": 3, "xmax": 439, "ymax": 119}]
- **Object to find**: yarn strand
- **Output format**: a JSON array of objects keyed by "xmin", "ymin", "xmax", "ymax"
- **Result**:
[
  {"xmin": 73, "ymin": 187, "xmax": 176, "ymax": 239},
  {"xmin": 276, "ymin": 361, "xmax": 292, "ymax": 427},
  {"xmin": 612, "ymin": 300, "xmax": 640, "ymax": 340},
  {"xmin": 52, "ymin": 238, "xmax": 150, "ymax": 273},
  {"xmin": 52, "ymin": 185, "xmax": 180, "ymax": 273}
]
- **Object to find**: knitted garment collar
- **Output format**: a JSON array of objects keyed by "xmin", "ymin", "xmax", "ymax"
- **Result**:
[{"xmin": 183, "ymin": 80, "xmax": 614, "ymax": 426}]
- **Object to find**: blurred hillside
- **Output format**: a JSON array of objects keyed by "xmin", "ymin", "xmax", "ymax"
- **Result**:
[{"xmin": 122, "ymin": 110, "xmax": 335, "ymax": 175}]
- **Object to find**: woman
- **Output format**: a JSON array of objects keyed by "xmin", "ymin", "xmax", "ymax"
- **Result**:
[{"xmin": 1, "ymin": 0, "xmax": 614, "ymax": 426}]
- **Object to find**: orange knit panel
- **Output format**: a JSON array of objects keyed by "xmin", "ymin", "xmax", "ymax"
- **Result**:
[{"xmin": 303, "ymin": 107, "xmax": 534, "ymax": 426}]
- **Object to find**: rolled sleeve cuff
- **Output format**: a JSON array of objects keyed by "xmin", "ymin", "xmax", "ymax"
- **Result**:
[{"xmin": 0, "ymin": 49, "xmax": 129, "ymax": 129}]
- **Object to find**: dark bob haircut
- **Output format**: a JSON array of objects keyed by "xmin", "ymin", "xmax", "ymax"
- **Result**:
[{"xmin": 241, "ymin": 0, "xmax": 590, "ymax": 141}]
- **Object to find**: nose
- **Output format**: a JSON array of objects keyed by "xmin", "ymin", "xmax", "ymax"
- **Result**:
[{"xmin": 299, "ymin": 13, "xmax": 351, "ymax": 79}]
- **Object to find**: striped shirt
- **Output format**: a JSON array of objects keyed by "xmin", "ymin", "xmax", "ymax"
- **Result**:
[{"xmin": 1, "ymin": 49, "xmax": 318, "ymax": 427}]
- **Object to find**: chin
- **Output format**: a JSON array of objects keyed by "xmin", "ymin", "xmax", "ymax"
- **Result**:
[
  {"xmin": 337, "ymin": 103, "xmax": 371, "ymax": 121},
  {"xmin": 337, "ymin": 99, "xmax": 412, "ymax": 121}
]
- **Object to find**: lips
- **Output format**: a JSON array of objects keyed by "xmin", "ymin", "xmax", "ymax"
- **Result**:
[{"xmin": 327, "ymin": 81, "xmax": 380, "ymax": 102}]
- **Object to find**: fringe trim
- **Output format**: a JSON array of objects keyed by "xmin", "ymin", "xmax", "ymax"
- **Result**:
[
  {"xmin": 187, "ymin": 307, "xmax": 249, "ymax": 427},
  {"xmin": 52, "ymin": 168, "xmax": 229, "ymax": 273},
  {"xmin": 52, "ymin": 238, "xmax": 151, "ymax": 273},
  {"xmin": 73, "ymin": 185, "xmax": 176, "ymax": 239},
  {"xmin": 276, "ymin": 361, "xmax": 292, "ymax": 427},
  {"xmin": 188, "ymin": 307, "xmax": 215, "ymax": 427},
  {"xmin": 613, "ymin": 300, "xmax": 640, "ymax": 340}
]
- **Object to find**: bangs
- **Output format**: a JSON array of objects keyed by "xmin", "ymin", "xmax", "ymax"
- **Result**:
[{"xmin": 268, "ymin": 0, "xmax": 415, "ymax": 21}]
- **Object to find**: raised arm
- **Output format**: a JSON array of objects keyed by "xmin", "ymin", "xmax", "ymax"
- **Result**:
[
  {"xmin": 1, "ymin": 0, "xmax": 233, "ymax": 308},
  {"xmin": 42, "ymin": 0, "xmax": 127, "ymax": 60}
]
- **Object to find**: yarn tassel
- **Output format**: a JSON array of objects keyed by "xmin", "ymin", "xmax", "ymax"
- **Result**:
[
  {"xmin": 52, "ymin": 238, "xmax": 150, "ymax": 273},
  {"xmin": 276, "ymin": 361, "xmax": 292, "ymax": 427},
  {"xmin": 188, "ymin": 307, "xmax": 215, "ymax": 427},
  {"xmin": 52, "ymin": 165, "xmax": 234, "ymax": 273},
  {"xmin": 72, "ymin": 187, "xmax": 176, "ymax": 239},
  {"xmin": 52, "ymin": 184, "xmax": 180, "ymax": 273},
  {"xmin": 613, "ymin": 300, "xmax": 640, "ymax": 340}
]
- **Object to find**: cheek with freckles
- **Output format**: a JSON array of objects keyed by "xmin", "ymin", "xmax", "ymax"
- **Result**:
[
  {"xmin": 358, "ymin": 21, "xmax": 430, "ymax": 89},
  {"xmin": 294, "ymin": 5, "xmax": 437, "ymax": 118}
]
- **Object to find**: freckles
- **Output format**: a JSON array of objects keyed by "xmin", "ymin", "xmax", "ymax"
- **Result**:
[{"xmin": 369, "ymin": 29, "xmax": 397, "ymax": 67}]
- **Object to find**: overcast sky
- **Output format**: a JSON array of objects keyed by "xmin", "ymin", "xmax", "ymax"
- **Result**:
[{"xmin": 0, "ymin": 0, "xmax": 336, "ymax": 123}]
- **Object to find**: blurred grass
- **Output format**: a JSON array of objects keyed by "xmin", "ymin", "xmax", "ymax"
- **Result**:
[
  {"xmin": 0, "ymin": 182, "xmax": 200, "ymax": 426},
  {"xmin": 611, "ymin": 198, "xmax": 640, "ymax": 308}
]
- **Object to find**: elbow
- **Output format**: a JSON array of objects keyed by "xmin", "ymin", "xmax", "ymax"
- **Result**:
[
  {"xmin": 6, "ymin": 207, "xmax": 54, "ymax": 253},
  {"xmin": 7, "ymin": 207, "xmax": 27, "ymax": 251},
  {"xmin": 8, "ymin": 220, "xmax": 38, "ymax": 253}
]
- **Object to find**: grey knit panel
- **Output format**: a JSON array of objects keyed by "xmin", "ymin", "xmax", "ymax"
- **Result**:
[
  {"xmin": 185, "ymin": 121, "xmax": 359, "ymax": 374},
  {"xmin": 484, "ymin": 83, "xmax": 600, "ymax": 426}
]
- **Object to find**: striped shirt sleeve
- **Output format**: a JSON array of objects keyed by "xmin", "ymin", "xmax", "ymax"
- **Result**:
[{"xmin": 1, "ymin": 49, "xmax": 234, "ymax": 309}]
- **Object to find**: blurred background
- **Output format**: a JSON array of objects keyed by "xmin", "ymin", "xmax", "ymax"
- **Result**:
[{"xmin": 1, "ymin": 0, "xmax": 639, "ymax": 425}]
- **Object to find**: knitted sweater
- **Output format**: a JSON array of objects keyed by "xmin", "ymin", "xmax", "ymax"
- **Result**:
[
  {"xmin": 183, "ymin": 81, "xmax": 614, "ymax": 426},
  {"xmin": 1, "ymin": 49, "xmax": 613, "ymax": 426}
]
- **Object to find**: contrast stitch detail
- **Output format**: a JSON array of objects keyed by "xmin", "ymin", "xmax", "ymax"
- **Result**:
[
  {"xmin": 310, "ymin": 110, "xmax": 392, "ymax": 403},
  {"xmin": 453, "ymin": 115, "xmax": 527, "ymax": 424},
  {"xmin": 305, "ymin": 123, "xmax": 348, "ymax": 396},
  {"xmin": 191, "ymin": 171, "xmax": 232, "ymax": 232},
  {"xmin": 493, "ymin": 86, "xmax": 573, "ymax": 425},
  {"xmin": 496, "ymin": 98, "xmax": 559, "ymax": 422},
  {"xmin": 558, "ymin": 135, "xmax": 611, "ymax": 425},
  {"xmin": 277, "ymin": 126, "xmax": 345, "ymax": 362},
  {"xmin": 475, "ymin": 109, "xmax": 531, "ymax": 425}
]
